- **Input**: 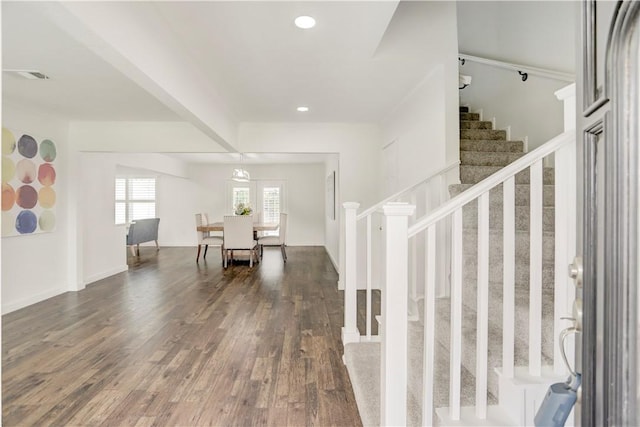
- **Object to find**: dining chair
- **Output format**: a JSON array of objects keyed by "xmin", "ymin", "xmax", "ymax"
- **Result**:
[
  {"xmin": 223, "ymin": 215, "xmax": 259, "ymax": 268},
  {"xmin": 195, "ymin": 213, "xmax": 224, "ymax": 263},
  {"xmin": 258, "ymin": 213, "xmax": 287, "ymax": 262}
]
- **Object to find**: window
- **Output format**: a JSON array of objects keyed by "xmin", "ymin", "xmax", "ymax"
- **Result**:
[
  {"xmin": 226, "ymin": 180, "xmax": 285, "ymax": 233},
  {"xmin": 232, "ymin": 187, "xmax": 250, "ymax": 212},
  {"xmin": 115, "ymin": 177, "xmax": 156, "ymax": 225}
]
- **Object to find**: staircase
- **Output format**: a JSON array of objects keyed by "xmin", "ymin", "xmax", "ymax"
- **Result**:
[
  {"xmin": 341, "ymin": 84, "xmax": 576, "ymax": 427},
  {"xmin": 432, "ymin": 107, "xmax": 556, "ymax": 425}
]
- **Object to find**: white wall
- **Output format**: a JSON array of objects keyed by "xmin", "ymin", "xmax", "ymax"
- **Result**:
[
  {"xmin": 459, "ymin": 63, "xmax": 569, "ymax": 149},
  {"xmin": 79, "ymin": 151, "xmax": 327, "ymax": 284},
  {"xmin": 457, "ymin": 1, "xmax": 578, "ymax": 150},
  {"xmin": 324, "ymin": 154, "xmax": 340, "ymax": 270},
  {"xmin": 457, "ymin": 1, "xmax": 576, "ymax": 74},
  {"xmin": 379, "ymin": 1, "xmax": 459, "ymax": 197},
  {"xmin": 80, "ymin": 152, "xmax": 191, "ymax": 285},
  {"xmin": 1, "ymin": 101, "xmax": 70, "ymax": 313},
  {"xmin": 186, "ymin": 163, "xmax": 326, "ymax": 247},
  {"xmin": 238, "ymin": 122, "xmax": 381, "ymax": 277}
]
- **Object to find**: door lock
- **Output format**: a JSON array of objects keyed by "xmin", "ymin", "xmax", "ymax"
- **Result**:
[{"xmin": 568, "ymin": 256, "xmax": 583, "ymax": 288}]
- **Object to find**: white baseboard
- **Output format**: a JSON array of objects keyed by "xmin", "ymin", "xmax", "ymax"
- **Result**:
[
  {"xmin": 325, "ymin": 246, "xmax": 339, "ymax": 274},
  {"xmin": 84, "ymin": 264, "xmax": 128, "ymax": 286},
  {"xmin": 2, "ymin": 286, "xmax": 68, "ymax": 315}
]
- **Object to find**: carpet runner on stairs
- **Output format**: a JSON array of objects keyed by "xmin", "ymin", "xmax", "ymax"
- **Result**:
[{"xmin": 344, "ymin": 105, "xmax": 555, "ymax": 426}]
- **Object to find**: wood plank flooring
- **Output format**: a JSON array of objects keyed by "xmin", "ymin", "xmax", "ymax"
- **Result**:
[{"xmin": 2, "ymin": 246, "xmax": 362, "ymax": 426}]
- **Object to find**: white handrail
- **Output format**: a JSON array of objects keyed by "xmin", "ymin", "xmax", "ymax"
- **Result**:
[
  {"xmin": 408, "ymin": 129, "xmax": 576, "ymax": 237},
  {"xmin": 356, "ymin": 161, "xmax": 459, "ymax": 220},
  {"xmin": 459, "ymin": 53, "xmax": 575, "ymax": 83}
]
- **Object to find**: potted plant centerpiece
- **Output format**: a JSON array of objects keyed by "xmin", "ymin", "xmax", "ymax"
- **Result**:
[{"xmin": 235, "ymin": 202, "xmax": 253, "ymax": 216}]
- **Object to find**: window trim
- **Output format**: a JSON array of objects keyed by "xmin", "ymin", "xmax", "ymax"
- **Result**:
[{"xmin": 115, "ymin": 176, "xmax": 157, "ymax": 225}]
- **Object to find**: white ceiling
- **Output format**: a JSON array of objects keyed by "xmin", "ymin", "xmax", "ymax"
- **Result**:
[
  {"xmin": 2, "ymin": 1, "xmax": 450, "ymax": 166},
  {"xmin": 1, "ymin": 1, "xmax": 445, "ymax": 124}
]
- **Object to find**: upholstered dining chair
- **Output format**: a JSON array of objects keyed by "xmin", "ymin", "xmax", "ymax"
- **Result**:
[
  {"xmin": 195, "ymin": 213, "xmax": 224, "ymax": 262},
  {"xmin": 258, "ymin": 213, "xmax": 287, "ymax": 262},
  {"xmin": 223, "ymin": 215, "xmax": 259, "ymax": 268}
]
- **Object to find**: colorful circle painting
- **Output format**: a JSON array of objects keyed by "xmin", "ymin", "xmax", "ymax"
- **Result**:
[
  {"xmin": 2, "ymin": 183, "xmax": 16, "ymax": 211},
  {"xmin": 39, "ymin": 210, "xmax": 56, "ymax": 232},
  {"xmin": 40, "ymin": 139, "xmax": 57, "ymax": 162},
  {"xmin": 16, "ymin": 210, "xmax": 37, "ymax": 234},
  {"xmin": 2, "ymin": 157, "xmax": 16, "ymax": 182},
  {"xmin": 16, "ymin": 185, "xmax": 38, "ymax": 209},
  {"xmin": 38, "ymin": 163, "xmax": 56, "ymax": 186},
  {"xmin": 2, "ymin": 212, "xmax": 15, "ymax": 236},
  {"xmin": 17, "ymin": 134, "xmax": 38, "ymax": 158},
  {"xmin": 2, "ymin": 128, "xmax": 57, "ymax": 237},
  {"xmin": 2, "ymin": 128, "xmax": 16, "ymax": 155},
  {"xmin": 16, "ymin": 159, "xmax": 36, "ymax": 184},
  {"xmin": 39, "ymin": 186, "xmax": 56, "ymax": 209}
]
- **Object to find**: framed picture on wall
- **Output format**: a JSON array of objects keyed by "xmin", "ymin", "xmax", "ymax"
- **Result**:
[{"xmin": 326, "ymin": 171, "xmax": 335, "ymax": 220}]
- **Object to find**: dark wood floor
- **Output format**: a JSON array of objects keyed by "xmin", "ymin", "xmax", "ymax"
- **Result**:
[{"xmin": 2, "ymin": 246, "xmax": 363, "ymax": 426}]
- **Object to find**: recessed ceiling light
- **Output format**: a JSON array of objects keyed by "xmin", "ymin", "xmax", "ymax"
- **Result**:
[
  {"xmin": 294, "ymin": 16, "xmax": 316, "ymax": 29},
  {"xmin": 297, "ymin": 106, "xmax": 309, "ymax": 112}
]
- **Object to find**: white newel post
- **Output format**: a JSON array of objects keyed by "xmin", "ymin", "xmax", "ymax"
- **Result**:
[
  {"xmin": 342, "ymin": 202, "xmax": 361, "ymax": 345},
  {"xmin": 554, "ymin": 83, "xmax": 577, "ymax": 374},
  {"xmin": 380, "ymin": 202, "xmax": 416, "ymax": 427}
]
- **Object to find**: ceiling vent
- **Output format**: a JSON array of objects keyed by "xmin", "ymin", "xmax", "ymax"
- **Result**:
[{"xmin": 5, "ymin": 69, "xmax": 50, "ymax": 80}]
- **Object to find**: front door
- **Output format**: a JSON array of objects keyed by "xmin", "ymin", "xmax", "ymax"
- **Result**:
[{"xmin": 578, "ymin": 1, "xmax": 640, "ymax": 425}]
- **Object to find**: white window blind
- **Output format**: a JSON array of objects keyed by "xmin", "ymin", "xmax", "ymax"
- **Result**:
[
  {"xmin": 262, "ymin": 186, "xmax": 281, "ymax": 236},
  {"xmin": 233, "ymin": 187, "xmax": 250, "ymax": 212},
  {"xmin": 115, "ymin": 177, "xmax": 156, "ymax": 225}
]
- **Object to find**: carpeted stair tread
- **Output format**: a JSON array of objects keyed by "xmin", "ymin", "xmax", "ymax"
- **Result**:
[
  {"xmin": 461, "ymin": 202, "xmax": 555, "ymax": 232},
  {"xmin": 434, "ymin": 296, "xmax": 552, "ymax": 400},
  {"xmin": 460, "ymin": 140, "xmax": 525, "ymax": 153},
  {"xmin": 460, "ymin": 112, "xmax": 480, "ymax": 121},
  {"xmin": 463, "ymin": 256, "xmax": 555, "ymax": 289},
  {"xmin": 460, "ymin": 151, "xmax": 525, "ymax": 167},
  {"xmin": 462, "ymin": 229, "xmax": 556, "ymax": 264},
  {"xmin": 460, "ymin": 165, "xmax": 555, "ymax": 185},
  {"xmin": 460, "ymin": 120, "xmax": 493, "ymax": 130},
  {"xmin": 460, "ymin": 282, "xmax": 555, "ymax": 363},
  {"xmin": 461, "ymin": 129, "xmax": 507, "ymax": 140},
  {"xmin": 449, "ymin": 183, "xmax": 555, "ymax": 207}
]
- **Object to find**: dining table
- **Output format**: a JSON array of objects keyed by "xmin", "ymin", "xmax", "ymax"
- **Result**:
[{"xmin": 197, "ymin": 222, "xmax": 279, "ymax": 233}]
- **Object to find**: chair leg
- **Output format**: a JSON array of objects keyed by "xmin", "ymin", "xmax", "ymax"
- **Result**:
[
  {"xmin": 155, "ymin": 240, "xmax": 159, "ymax": 251},
  {"xmin": 220, "ymin": 246, "xmax": 224, "ymax": 264},
  {"xmin": 223, "ymin": 249, "xmax": 228, "ymax": 268},
  {"xmin": 281, "ymin": 244, "xmax": 287, "ymax": 262},
  {"xmin": 204, "ymin": 244, "xmax": 209, "ymax": 259},
  {"xmin": 136, "ymin": 244, "xmax": 140, "ymax": 256},
  {"xmin": 196, "ymin": 244, "xmax": 202, "ymax": 262},
  {"xmin": 130, "ymin": 245, "xmax": 137, "ymax": 257},
  {"xmin": 250, "ymin": 250, "xmax": 253, "ymax": 268}
]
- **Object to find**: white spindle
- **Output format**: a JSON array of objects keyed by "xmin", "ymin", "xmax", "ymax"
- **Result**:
[
  {"xmin": 410, "ymin": 194, "xmax": 418, "ymax": 319},
  {"xmin": 342, "ymin": 202, "xmax": 361, "ymax": 344},
  {"xmin": 422, "ymin": 225, "xmax": 437, "ymax": 426},
  {"xmin": 380, "ymin": 203, "xmax": 415, "ymax": 427},
  {"xmin": 503, "ymin": 177, "xmax": 516, "ymax": 378},
  {"xmin": 529, "ymin": 161, "xmax": 543, "ymax": 376},
  {"xmin": 476, "ymin": 192, "xmax": 490, "ymax": 418},
  {"xmin": 449, "ymin": 209, "xmax": 463, "ymax": 420},
  {"xmin": 366, "ymin": 214, "xmax": 372, "ymax": 340}
]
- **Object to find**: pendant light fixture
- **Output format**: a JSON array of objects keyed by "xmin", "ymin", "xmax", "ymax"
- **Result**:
[{"xmin": 231, "ymin": 153, "xmax": 250, "ymax": 182}]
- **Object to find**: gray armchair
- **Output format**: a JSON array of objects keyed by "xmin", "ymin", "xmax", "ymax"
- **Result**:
[{"xmin": 126, "ymin": 218, "xmax": 160, "ymax": 256}]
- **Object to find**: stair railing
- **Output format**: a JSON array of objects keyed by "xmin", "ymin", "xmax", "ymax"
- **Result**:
[
  {"xmin": 343, "ymin": 84, "xmax": 576, "ymax": 426},
  {"xmin": 342, "ymin": 161, "xmax": 459, "ymax": 345},
  {"xmin": 410, "ymin": 128, "xmax": 576, "ymax": 424}
]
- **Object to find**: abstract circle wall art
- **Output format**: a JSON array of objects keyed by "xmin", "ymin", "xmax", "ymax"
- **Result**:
[{"xmin": 1, "ymin": 127, "xmax": 57, "ymax": 236}]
